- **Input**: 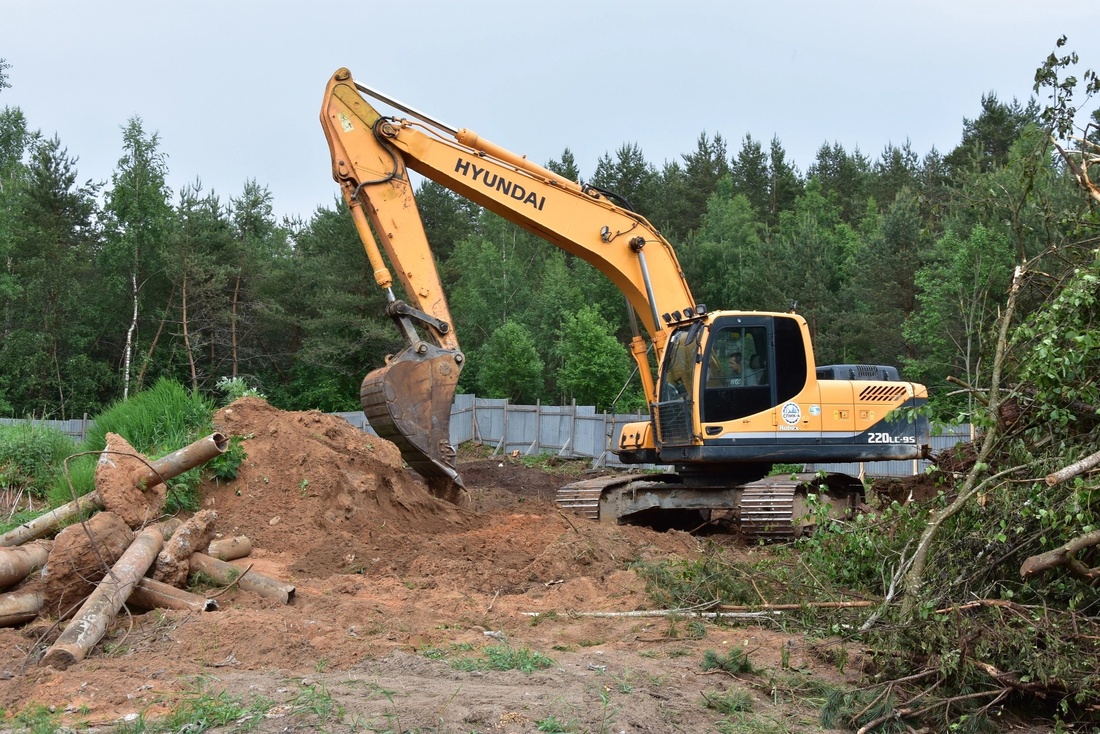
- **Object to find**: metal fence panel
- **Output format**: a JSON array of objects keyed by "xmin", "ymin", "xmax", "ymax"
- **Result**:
[
  {"xmin": 2, "ymin": 401, "xmax": 973, "ymax": 479},
  {"xmin": 332, "ymin": 412, "xmax": 373, "ymax": 435},
  {"xmin": 451, "ymin": 394, "xmax": 476, "ymax": 445},
  {"xmin": 0, "ymin": 417, "xmax": 87, "ymax": 441}
]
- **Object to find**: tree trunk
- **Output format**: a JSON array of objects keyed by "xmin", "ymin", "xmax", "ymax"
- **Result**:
[
  {"xmin": 181, "ymin": 259, "xmax": 197, "ymax": 390},
  {"xmin": 123, "ymin": 269, "xmax": 138, "ymax": 399},
  {"xmin": 136, "ymin": 282, "xmax": 175, "ymax": 392},
  {"xmin": 901, "ymin": 266, "xmax": 1023, "ymax": 617},
  {"xmin": 231, "ymin": 270, "xmax": 241, "ymax": 377},
  {"xmin": 1046, "ymin": 448, "xmax": 1100, "ymax": 486}
]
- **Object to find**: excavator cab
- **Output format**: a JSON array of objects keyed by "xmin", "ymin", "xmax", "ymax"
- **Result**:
[
  {"xmin": 649, "ymin": 311, "xmax": 927, "ymax": 470},
  {"xmin": 654, "ymin": 315, "xmax": 793, "ymax": 447}
]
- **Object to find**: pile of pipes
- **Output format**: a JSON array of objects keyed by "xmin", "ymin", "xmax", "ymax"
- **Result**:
[{"xmin": 0, "ymin": 432, "xmax": 294, "ymax": 670}]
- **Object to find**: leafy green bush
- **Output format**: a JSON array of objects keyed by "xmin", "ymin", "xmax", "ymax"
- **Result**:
[
  {"xmin": 0, "ymin": 422, "xmax": 75, "ymax": 497},
  {"xmin": 795, "ymin": 498, "xmax": 928, "ymax": 593},
  {"xmin": 215, "ymin": 376, "xmax": 266, "ymax": 403}
]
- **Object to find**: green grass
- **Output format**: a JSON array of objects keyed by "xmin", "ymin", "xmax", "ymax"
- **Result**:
[
  {"xmin": 536, "ymin": 714, "xmax": 580, "ymax": 732},
  {"xmin": 4, "ymin": 703, "xmax": 65, "ymax": 734},
  {"xmin": 0, "ymin": 379, "xmax": 246, "ymax": 537},
  {"xmin": 112, "ymin": 687, "xmax": 273, "ymax": 733},
  {"xmin": 47, "ymin": 379, "xmax": 223, "ymax": 512},
  {"xmin": 450, "ymin": 643, "xmax": 556, "ymax": 673}
]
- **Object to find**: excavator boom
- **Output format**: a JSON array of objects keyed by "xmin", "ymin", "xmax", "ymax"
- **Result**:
[{"xmin": 320, "ymin": 68, "xmax": 701, "ymax": 499}]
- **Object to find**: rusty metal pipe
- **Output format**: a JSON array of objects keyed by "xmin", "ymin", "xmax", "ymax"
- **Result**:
[
  {"xmin": 129, "ymin": 578, "xmax": 218, "ymax": 613},
  {"xmin": 189, "ymin": 552, "xmax": 295, "ymax": 604},
  {"xmin": 134, "ymin": 433, "xmax": 229, "ymax": 490},
  {"xmin": 0, "ymin": 494, "xmax": 104, "ymax": 547},
  {"xmin": 0, "ymin": 541, "xmax": 50, "ymax": 590},
  {"xmin": 0, "ymin": 591, "xmax": 44, "ymax": 627},
  {"xmin": 41, "ymin": 518, "xmax": 181, "ymax": 670},
  {"xmin": 206, "ymin": 536, "xmax": 252, "ymax": 562}
]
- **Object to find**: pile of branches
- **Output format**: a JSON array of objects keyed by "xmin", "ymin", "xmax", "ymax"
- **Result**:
[{"xmin": 849, "ymin": 243, "xmax": 1100, "ymax": 728}]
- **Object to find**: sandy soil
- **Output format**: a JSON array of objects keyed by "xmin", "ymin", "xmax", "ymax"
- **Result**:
[{"xmin": 0, "ymin": 398, "xmax": 862, "ymax": 733}]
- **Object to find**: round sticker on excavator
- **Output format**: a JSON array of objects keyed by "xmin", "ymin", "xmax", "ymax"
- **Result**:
[{"xmin": 781, "ymin": 402, "xmax": 802, "ymax": 425}]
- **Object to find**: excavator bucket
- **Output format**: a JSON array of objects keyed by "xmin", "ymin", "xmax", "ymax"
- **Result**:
[{"xmin": 359, "ymin": 343, "xmax": 469, "ymax": 507}]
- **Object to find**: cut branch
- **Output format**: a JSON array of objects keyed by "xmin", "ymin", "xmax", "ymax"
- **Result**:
[
  {"xmin": 1046, "ymin": 448, "xmax": 1100, "ymax": 486},
  {"xmin": 1020, "ymin": 530, "xmax": 1100, "ymax": 579},
  {"xmin": 901, "ymin": 265, "xmax": 1024, "ymax": 617}
]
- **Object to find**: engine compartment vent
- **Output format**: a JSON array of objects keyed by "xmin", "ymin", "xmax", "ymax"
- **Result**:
[{"xmin": 816, "ymin": 364, "xmax": 900, "ymax": 381}]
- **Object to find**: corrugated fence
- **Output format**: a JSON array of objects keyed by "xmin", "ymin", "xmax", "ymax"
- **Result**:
[
  {"xmin": 336, "ymin": 394, "xmax": 641, "ymax": 468},
  {"xmin": 0, "ymin": 416, "xmax": 91, "ymax": 440},
  {"xmin": 4, "ymin": 399, "xmax": 972, "ymax": 477}
]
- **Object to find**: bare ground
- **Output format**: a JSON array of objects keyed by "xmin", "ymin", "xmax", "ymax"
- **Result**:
[{"xmin": 0, "ymin": 398, "xmax": 864, "ymax": 733}]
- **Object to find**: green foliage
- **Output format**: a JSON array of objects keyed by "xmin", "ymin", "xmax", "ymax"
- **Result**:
[
  {"xmin": 0, "ymin": 422, "xmax": 74, "ymax": 497},
  {"xmin": 206, "ymin": 435, "xmax": 247, "ymax": 484},
  {"xmin": 1014, "ymin": 259, "xmax": 1100, "ymax": 441},
  {"xmin": 451, "ymin": 643, "xmax": 555, "ymax": 673},
  {"xmin": 48, "ymin": 379, "xmax": 216, "ymax": 507},
  {"xmin": 796, "ymin": 498, "xmax": 928, "ymax": 592},
  {"xmin": 681, "ymin": 179, "xmax": 768, "ymax": 312},
  {"xmin": 701, "ymin": 647, "xmax": 755, "ymax": 675},
  {"xmin": 904, "ymin": 224, "xmax": 1015, "ymax": 417},
  {"xmin": 821, "ymin": 687, "xmax": 899, "ymax": 732},
  {"xmin": 215, "ymin": 375, "xmax": 266, "ymax": 404},
  {"xmin": 473, "ymin": 321, "xmax": 545, "ymax": 404},
  {"xmin": 83, "ymin": 378, "xmax": 214, "ymax": 454},
  {"xmin": 945, "ymin": 92, "xmax": 1039, "ymax": 173},
  {"xmin": 701, "ymin": 687, "xmax": 754, "ymax": 715},
  {"xmin": 633, "ymin": 555, "xmax": 762, "ymax": 609},
  {"xmin": 1034, "ymin": 35, "xmax": 1100, "ymax": 140},
  {"xmin": 554, "ymin": 305, "xmax": 638, "ymax": 412}
]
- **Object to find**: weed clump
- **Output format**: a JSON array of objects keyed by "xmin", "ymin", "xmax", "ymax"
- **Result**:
[
  {"xmin": 701, "ymin": 648, "xmax": 754, "ymax": 675},
  {"xmin": 0, "ymin": 422, "xmax": 74, "ymax": 497}
]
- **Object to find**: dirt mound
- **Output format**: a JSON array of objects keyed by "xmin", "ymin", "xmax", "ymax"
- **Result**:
[{"xmin": 205, "ymin": 397, "xmax": 470, "ymax": 578}]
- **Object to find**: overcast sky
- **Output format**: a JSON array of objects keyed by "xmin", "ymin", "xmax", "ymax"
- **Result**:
[{"xmin": 2, "ymin": 1, "xmax": 1098, "ymax": 223}]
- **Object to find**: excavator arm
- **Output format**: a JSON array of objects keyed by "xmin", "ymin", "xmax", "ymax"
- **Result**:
[{"xmin": 320, "ymin": 68, "xmax": 703, "ymax": 500}]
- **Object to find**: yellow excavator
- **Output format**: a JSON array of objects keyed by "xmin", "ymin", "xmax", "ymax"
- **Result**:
[{"xmin": 320, "ymin": 68, "xmax": 929, "ymax": 537}]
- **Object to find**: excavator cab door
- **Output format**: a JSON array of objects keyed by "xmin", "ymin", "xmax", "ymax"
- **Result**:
[{"xmin": 652, "ymin": 322, "xmax": 704, "ymax": 447}]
